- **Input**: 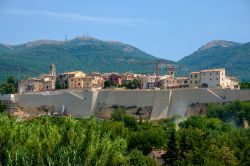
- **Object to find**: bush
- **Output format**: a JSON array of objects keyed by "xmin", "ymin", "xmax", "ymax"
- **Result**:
[{"xmin": 0, "ymin": 103, "xmax": 6, "ymax": 113}]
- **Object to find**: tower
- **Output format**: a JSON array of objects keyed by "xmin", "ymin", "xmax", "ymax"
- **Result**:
[
  {"xmin": 168, "ymin": 66, "xmax": 175, "ymax": 77},
  {"xmin": 49, "ymin": 63, "xmax": 56, "ymax": 77}
]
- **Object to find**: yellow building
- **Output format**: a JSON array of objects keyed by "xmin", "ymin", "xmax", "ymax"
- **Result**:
[
  {"xmin": 18, "ymin": 78, "xmax": 44, "ymax": 93},
  {"xmin": 68, "ymin": 76, "xmax": 97, "ymax": 89},
  {"xmin": 58, "ymin": 71, "xmax": 86, "ymax": 88},
  {"xmin": 18, "ymin": 64, "xmax": 57, "ymax": 93},
  {"xmin": 160, "ymin": 75, "xmax": 178, "ymax": 89},
  {"xmin": 68, "ymin": 76, "xmax": 85, "ymax": 89},
  {"xmin": 189, "ymin": 72, "xmax": 201, "ymax": 88}
]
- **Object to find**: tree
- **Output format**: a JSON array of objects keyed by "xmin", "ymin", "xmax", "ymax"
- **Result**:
[
  {"xmin": 104, "ymin": 80, "xmax": 111, "ymax": 88},
  {"xmin": 0, "ymin": 76, "xmax": 17, "ymax": 94},
  {"xmin": 240, "ymin": 82, "xmax": 250, "ymax": 89},
  {"xmin": 123, "ymin": 114, "xmax": 137, "ymax": 129},
  {"xmin": 129, "ymin": 150, "xmax": 156, "ymax": 166},
  {"xmin": 55, "ymin": 78, "xmax": 62, "ymax": 89},
  {"xmin": 0, "ymin": 103, "xmax": 6, "ymax": 113},
  {"xmin": 165, "ymin": 128, "xmax": 180, "ymax": 166},
  {"xmin": 124, "ymin": 79, "xmax": 141, "ymax": 89},
  {"xmin": 111, "ymin": 108, "xmax": 126, "ymax": 121}
]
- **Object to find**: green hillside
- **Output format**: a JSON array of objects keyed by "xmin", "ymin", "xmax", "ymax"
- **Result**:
[
  {"xmin": 0, "ymin": 37, "xmax": 171, "ymax": 82},
  {"xmin": 178, "ymin": 40, "xmax": 250, "ymax": 82},
  {"xmin": 1, "ymin": 38, "xmax": 249, "ymax": 82}
]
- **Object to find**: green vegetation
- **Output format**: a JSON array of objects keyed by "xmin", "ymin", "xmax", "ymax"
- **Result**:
[
  {"xmin": 123, "ymin": 79, "xmax": 142, "ymax": 89},
  {"xmin": 207, "ymin": 101, "xmax": 250, "ymax": 127},
  {"xmin": 0, "ymin": 102, "xmax": 6, "ymax": 113},
  {"xmin": 104, "ymin": 79, "xmax": 142, "ymax": 89},
  {"xmin": 178, "ymin": 41, "xmax": 250, "ymax": 81},
  {"xmin": 240, "ymin": 82, "xmax": 250, "ymax": 89},
  {"xmin": 0, "ymin": 113, "xmax": 158, "ymax": 166},
  {"xmin": 0, "ymin": 76, "xmax": 17, "ymax": 94},
  {"xmin": 104, "ymin": 80, "xmax": 112, "ymax": 88},
  {"xmin": 1, "ymin": 102, "xmax": 250, "ymax": 165}
]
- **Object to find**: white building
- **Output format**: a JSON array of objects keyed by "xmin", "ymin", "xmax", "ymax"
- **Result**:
[{"xmin": 189, "ymin": 68, "xmax": 239, "ymax": 89}]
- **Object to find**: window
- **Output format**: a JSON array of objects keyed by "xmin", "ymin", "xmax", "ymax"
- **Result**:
[
  {"xmin": 216, "ymin": 72, "xmax": 218, "ymax": 75},
  {"xmin": 204, "ymin": 73, "xmax": 205, "ymax": 76},
  {"xmin": 191, "ymin": 75, "xmax": 192, "ymax": 78},
  {"xmin": 184, "ymin": 80, "xmax": 187, "ymax": 83},
  {"xmin": 210, "ymin": 78, "xmax": 212, "ymax": 81},
  {"xmin": 195, "ymin": 81, "xmax": 197, "ymax": 84},
  {"xmin": 216, "ymin": 78, "xmax": 218, "ymax": 80},
  {"xmin": 195, "ymin": 75, "xmax": 197, "ymax": 78},
  {"xmin": 191, "ymin": 81, "xmax": 192, "ymax": 83},
  {"xmin": 78, "ymin": 83, "xmax": 80, "ymax": 85},
  {"xmin": 210, "ymin": 73, "xmax": 212, "ymax": 75}
]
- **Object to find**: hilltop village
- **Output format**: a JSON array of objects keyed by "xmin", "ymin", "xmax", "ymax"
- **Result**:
[{"xmin": 18, "ymin": 63, "xmax": 239, "ymax": 93}]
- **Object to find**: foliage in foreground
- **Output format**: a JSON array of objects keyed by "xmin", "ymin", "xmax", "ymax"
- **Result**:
[
  {"xmin": 0, "ymin": 114, "xmax": 156, "ymax": 166},
  {"xmin": 1, "ymin": 101, "xmax": 250, "ymax": 165},
  {"xmin": 207, "ymin": 101, "xmax": 250, "ymax": 127}
]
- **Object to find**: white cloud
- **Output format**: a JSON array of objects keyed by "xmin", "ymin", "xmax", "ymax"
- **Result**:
[{"xmin": 2, "ymin": 9, "xmax": 163, "ymax": 26}]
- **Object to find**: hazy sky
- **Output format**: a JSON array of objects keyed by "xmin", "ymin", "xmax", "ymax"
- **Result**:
[{"xmin": 0, "ymin": 0, "xmax": 250, "ymax": 61}]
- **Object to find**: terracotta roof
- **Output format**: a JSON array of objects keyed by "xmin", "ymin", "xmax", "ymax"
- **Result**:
[
  {"xmin": 191, "ymin": 72, "xmax": 200, "ymax": 74},
  {"xmin": 200, "ymin": 68, "xmax": 225, "ymax": 72},
  {"xmin": 59, "ymin": 71, "xmax": 85, "ymax": 75},
  {"xmin": 70, "ymin": 76, "xmax": 86, "ymax": 79},
  {"xmin": 176, "ymin": 77, "xmax": 189, "ymax": 80}
]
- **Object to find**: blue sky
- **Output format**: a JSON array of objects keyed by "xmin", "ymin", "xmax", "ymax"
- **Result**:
[{"xmin": 0, "ymin": 0, "xmax": 250, "ymax": 61}]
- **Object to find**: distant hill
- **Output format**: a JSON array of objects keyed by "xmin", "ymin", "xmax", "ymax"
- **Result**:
[
  {"xmin": 0, "ymin": 37, "xmax": 172, "ymax": 82},
  {"xmin": 178, "ymin": 40, "xmax": 250, "ymax": 82},
  {"xmin": 1, "ymin": 38, "xmax": 249, "ymax": 83}
]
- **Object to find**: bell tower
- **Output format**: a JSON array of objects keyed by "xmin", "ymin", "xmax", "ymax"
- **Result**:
[
  {"xmin": 168, "ymin": 66, "xmax": 175, "ymax": 77},
  {"xmin": 49, "ymin": 63, "xmax": 56, "ymax": 77}
]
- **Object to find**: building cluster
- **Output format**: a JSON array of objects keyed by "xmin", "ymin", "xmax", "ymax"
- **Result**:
[
  {"xmin": 18, "ymin": 64, "xmax": 57, "ymax": 93},
  {"xmin": 18, "ymin": 64, "xmax": 239, "ymax": 93}
]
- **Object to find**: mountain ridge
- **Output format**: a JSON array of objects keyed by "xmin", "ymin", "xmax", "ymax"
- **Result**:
[
  {"xmin": 197, "ymin": 40, "xmax": 242, "ymax": 52},
  {"xmin": 0, "ymin": 36, "xmax": 172, "ymax": 82},
  {"xmin": 178, "ymin": 40, "xmax": 250, "ymax": 81},
  {"xmin": 0, "ymin": 38, "xmax": 249, "ymax": 82}
]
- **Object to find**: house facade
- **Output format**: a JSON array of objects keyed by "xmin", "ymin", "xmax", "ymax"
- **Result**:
[
  {"xmin": 58, "ymin": 71, "xmax": 86, "ymax": 88},
  {"xmin": 188, "ymin": 68, "xmax": 239, "ymax": 89},
  {"xmin": 109, "ymin": 73, "xmax": 122, "ymax": 85}
]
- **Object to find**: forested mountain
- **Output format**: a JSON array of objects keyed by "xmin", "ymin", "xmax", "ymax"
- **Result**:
[
  {"xmin": 0, "ymin": 37, "xmax": 171, "ymax": 82},
  {"xmin": 178, "ymin": 40, "xmax": 250, "ymax": 81},
  {"xmin": 0, "ymin": 38, "xmax": 250, "ymax": 82}
]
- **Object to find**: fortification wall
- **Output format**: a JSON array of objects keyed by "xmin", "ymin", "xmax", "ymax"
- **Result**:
[
  {"xmin": 94, "ymin": 90, "xmax": 171, "ymax": 120},
  {"xmin": 209, "ymin": 89, "xmax": 250, "ymax": 101},
  {"xmin": 167, "ymin": 89, "xmax": 222, "ymax": 117},
  {"xmin": 18, "ymin": 90, "xmax": 96, "ymax": 117},
  {"xmin": 16, "ymin": 89, "xmax": 250, "ymax": 119}
]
